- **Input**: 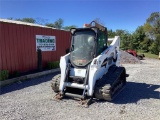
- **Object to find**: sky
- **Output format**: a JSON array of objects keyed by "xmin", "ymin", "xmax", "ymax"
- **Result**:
[{"xmin": 0, "ymin": 0, "xmax": 159, "ymax": 32}]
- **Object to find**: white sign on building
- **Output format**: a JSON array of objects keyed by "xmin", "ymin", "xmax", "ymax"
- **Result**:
[{"xmin": 36, "ymin": 35, "xmax": 56, "ymax": 51}]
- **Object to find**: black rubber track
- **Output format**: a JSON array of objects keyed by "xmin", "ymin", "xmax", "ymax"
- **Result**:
[
  {"xmin": 94, "ymin": 66, "xmax": 126, "ymax": 101},
  {"xmin": 51, "ymin": 74, "xmax": 61, "ymax": 93}
]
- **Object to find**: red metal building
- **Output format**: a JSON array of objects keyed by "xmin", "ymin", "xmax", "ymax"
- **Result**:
[{"xmin": 0, "ymin": 19, "xmax": 71, "ymax": 73}]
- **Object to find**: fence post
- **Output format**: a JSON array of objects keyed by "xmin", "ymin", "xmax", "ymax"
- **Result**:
[{"xmin": 37, "ymin": 49, "xmax": 42, "ymax": 71}]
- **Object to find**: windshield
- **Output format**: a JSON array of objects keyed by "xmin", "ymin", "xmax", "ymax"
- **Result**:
[{"xmin": 70, "ymin": 30, "xmax": 96, "ymax": 67}]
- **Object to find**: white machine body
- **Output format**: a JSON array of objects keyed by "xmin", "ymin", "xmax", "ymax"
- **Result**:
[{"xmin": 59, "ymin": 36, "xmax": 121, "ymax": 96}]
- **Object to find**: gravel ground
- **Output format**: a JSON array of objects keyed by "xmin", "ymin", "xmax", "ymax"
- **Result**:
[
  {"xmin": 0, "ymin": 59, "xmax": 160, "ymax": 120},
  {"xmin": 120, "ymin": 50, "xmax": 143, "ymax": 64}
]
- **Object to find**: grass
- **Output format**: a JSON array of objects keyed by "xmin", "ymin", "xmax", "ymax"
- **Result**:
[
  {"xmin": 143, "ymin": 53, "xmax": 159, "ymax": 59},
  {"xmin": 47, "ymin": 61, "xmax": 60, "ymax": 69},
  {"xmin": 0, "ymin": 70, "xmax": 9, "ymax": 81},
  {"xmin": 137, "ymin": 50, "xmax": 159, "ymax": 59}
]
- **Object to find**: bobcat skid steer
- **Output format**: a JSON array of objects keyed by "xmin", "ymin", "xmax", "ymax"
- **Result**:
[{"xmin": 51, "ymin": 21, "xmax": 127, "ymax": 106}]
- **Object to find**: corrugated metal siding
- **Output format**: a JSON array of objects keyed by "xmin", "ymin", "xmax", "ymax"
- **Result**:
[{"xmin": 0, "ymin": 21, "xmax": 71, "ymax": 73}]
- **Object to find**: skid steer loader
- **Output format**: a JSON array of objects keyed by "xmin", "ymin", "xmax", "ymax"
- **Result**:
[{"xmin": 51, "ymin": 21, "xmax": 127, "ymax": 106}]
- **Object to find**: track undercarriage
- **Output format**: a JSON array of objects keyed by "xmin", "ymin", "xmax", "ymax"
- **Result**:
[{"xmin": 94, "ymin": 66, "xmax": 126, "ymax": 101}]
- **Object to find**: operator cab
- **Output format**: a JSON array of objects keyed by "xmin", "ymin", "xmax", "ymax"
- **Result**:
[
  {"xmin": 70, "ymin": 28, "xmax": 96, "ymax": 67},
  {"xmin": 70, "ymin": 21, "xmax": 108, "ymax": 68}
]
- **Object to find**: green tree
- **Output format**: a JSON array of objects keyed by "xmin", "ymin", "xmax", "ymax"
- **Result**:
[
  {"xmin": 53, "ymin": 18, "xmax": 64, "ymax": 29},
  {"xmin": 22, "ymin": 18, "xmax": 36, "ymax": 23},
  {"xmin": 149, "ymin": 41, "xmax": 158, "ymax": 54},
  {"xmin": 144, "ymin": 12, "xmax": 160, "ymax": 39},
  {"xmin": 108, "ymin": 29, "xmax": 116, "ymax": 38},
  {"xmin": 143, "ymin": 12, "xmax": 160, "ymax": 54},
  {"xmin": 112, "ymin": 29, "xmax": 132, "ymax": 50},
  {"xmin": 115, "ymin": 29, "xmax": 126, "ymax": 36},
  {"xmin": 139, "ymin": 37, "xmax": 151, "ymax": 52},
  {"xmin": 146, "ymin": 12, "xmax": 160, "ymax": 34},
  {"xmin": 149, "ymin": 34, "xmax": 160, "ymax": 55},
  {"xmin": 132, "ymin": 26, "xmax": 146, "ymax": 50},
  {"xmin": 63, "ymin": 25, "xmax": 77, "ymax": 30},
  {"xmin": 120, "ymin": 32, "xmax": 132, "ymax": 50},
  {"xmin": 45, "ymin": 18, "xmax": 64, "ymax": 29},
  {"xmin": 15, "ymin": 18, "xmax": 36, "ymax": 23},
  {"xmin": 45, "ymin": 23, "xmax": 55, "ymax": 27}
]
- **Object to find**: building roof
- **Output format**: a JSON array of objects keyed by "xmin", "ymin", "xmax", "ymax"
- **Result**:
[{"xmin": 0, "ymin": 18, "xmax": 67, "ymax": 31}]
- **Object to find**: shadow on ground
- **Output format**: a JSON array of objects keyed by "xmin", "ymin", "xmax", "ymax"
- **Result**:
[
  {"xmin": 1, "ymin": 77, "xmax": 159, "ymax": 104},
  {"xmin": 112, "ymin": 81, "xmax": 160, "ymax": 104},
  {"xmin": 0, "ymin": 72, "xmax": 60, "ymax": 95},
  {"xmin": 53, "ymin": 81, "xmax": 160, "ymax": 105},
  {"xmin": 94, "ymin": 82, "xmax": 160, "ymax": 104}
]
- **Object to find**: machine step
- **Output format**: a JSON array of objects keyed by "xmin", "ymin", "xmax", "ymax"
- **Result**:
[
  {"xmin": 65, "ymin": 92, "xmax": 85, "ymax": 99},
  {"xmin": 65, "ymin": 82, "xmax": 88, "ymax": 89}
]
